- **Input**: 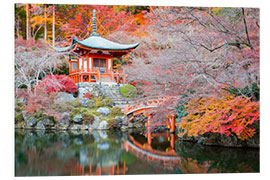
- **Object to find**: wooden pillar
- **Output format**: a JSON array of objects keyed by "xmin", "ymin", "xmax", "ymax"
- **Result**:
[
  {"xmin": 106, "ymin": 58, "xmax": 109, "ymax": 73},
  {"xmin": 69, "ymin": 60, "xmax": 71, "ymax": 74},
  {"xmin": 91, "ymin": 57, "xmax": 94, "ymax": 72},
  {"xmin": 147, "ymin": 131, "xmax": 152, "ymax": 145},
  {"xmin": 170, "ymin": 115, "xmax": 175, "ymax": 133},
  {"xmin": 170, "ymin": 133, "xmax": 175, "ymax": 149}
]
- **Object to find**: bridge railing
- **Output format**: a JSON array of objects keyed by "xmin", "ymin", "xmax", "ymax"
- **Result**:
[{"xmin": 124, "ymin": 96, "xmax": 171, "ymax": 114}]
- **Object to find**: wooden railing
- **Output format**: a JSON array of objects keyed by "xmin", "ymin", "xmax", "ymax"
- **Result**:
[
  {"xmin": 69, "ymin": 68, "xmax": 127, "ymax": 84},
  {"xmin": 113, "ymin": 69, "xmax": 127, "ymax": 84}
]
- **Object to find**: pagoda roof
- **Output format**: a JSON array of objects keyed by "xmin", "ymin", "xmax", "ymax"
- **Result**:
[{"xmin": 52, "ymin": 34, "xmax": 140, "ymax": 52}]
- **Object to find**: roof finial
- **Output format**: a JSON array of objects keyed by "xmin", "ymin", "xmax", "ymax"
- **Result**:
[{"xmin": 91, "ymin": 9, "xmax": 99, "ymax": 36}]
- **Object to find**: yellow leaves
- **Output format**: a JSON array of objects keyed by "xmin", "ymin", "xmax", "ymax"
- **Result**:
[
  {"xmin": 30, "ymin": 15, "xmax": 43, "ymax": 27},
  {"xmin": 30, "ymin": 15, "xmax": 53, "ymax": 27}
]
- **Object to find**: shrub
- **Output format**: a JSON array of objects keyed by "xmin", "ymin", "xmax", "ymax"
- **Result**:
[
  {"xmin": 94, "ymin": 98, "xmax": 103, "ymax": 108},
  {"xmin": 178, "ymin": 94, "xmax": 260, "ymax": 140},
  {"xmin": 120, "ymin": 84, "xmax": 137, "ymax": 98},
  {"xmin": 110, "ymin": 106, "xmax": 122, "ymax": 117},
  {"xmin": 15, "ymin": 111, "xmax": 24, "ymax": 123},
  {"xmin": 107, "ymin": 119, "xmax": 117, "ymax": 128},
  {"xmin": 72, "ymin": 107, "xmax": 83, "ymax": 114},
  {"xmin": 69, "ymin": 99, "xmax": 81, "ymax": 108},
  {"xmin": 93, "ymin": 98, "xmax": 113, "ymax": 107},
  {"xmin": 37, "ymin": 74, "xmax": 78, "ymax": 94},
  {"xmin": 101, "ymin": 98, "xmax": 113, "ymax": 107},
  {"xmin": 81, "ymin": 111, "xmax": 95, "ymax": 124},
  {"xmin": 25, "ymin": 89, "xmax": 61, "ymax": 121}
]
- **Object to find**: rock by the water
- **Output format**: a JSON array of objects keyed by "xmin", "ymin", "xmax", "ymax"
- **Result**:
[
  {"xmin": 97, "ymin": 120, "xmax": 108, "ymax": 129},
  {"xmin": 26, "ymin": 117, "xmax": 37, "ymax": 128},
  {"xmin": 36, "ymin": 121, "xmax": 45, "ymax": 130},
  {"xmin": 72, "ymin": 115, "xmax": 82, "ymax": 124},
  {"xmin": 121, "ymin": 116, "xmax": 128, "ymax": 126},
  {"xmin": 22, "ymin": 111, "xmax": 36, "ymax": 127},
  {"xmin": 115, "ymin": 116, "xmax": 122, "ymax": 125},
  {"xmin": 81, "ymin": 124, "xmax": 89, "ymax": 130},
  {"xmin": 43, "ymin": 118, "xmax": 54, "ymax": 127},
  {"xmin": 58, "ymin": 112, "xmax": 70, "ymax": 126},
  {"xmin": 62, "ymin": 112, "xmax": 70, "ymax": 122},
  {"xmin": 22, "ymin": 111, "xmax": 30, "ymax": 121},
  {"xmin": 79, "ymin": 98, "xmax": 89, "ymax": 107},
  {"xmin": 90, "ymin": 116, "xmax": 100, "ymax": 129},
  {"xmin": 97, "ymin": 107, "xmax": 110, "ymax": 116}
]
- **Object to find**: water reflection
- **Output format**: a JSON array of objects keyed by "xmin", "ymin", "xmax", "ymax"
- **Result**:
[{"xmin": 15, "ymin": 129, "xmax": 259, "ymax": 176}]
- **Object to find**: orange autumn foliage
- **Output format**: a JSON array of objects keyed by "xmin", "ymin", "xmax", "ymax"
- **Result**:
[{"xmin": 178, "ymin": 94, "xmax": 260, "ymax": 140}]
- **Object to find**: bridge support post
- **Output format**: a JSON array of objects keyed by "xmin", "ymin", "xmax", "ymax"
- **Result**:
[
  {"xmin": 169, "ymin": 115, "xmax": 175, "ymax": 134},
  {"xmin": 147, "ymin": 131, "xmax": 152, "ymax": 145},
  {"xmin": 170, "ymin": 133, "xmax": 175, "ymax": 149}
]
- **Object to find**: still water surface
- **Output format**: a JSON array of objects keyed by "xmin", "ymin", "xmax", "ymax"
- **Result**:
[{"xmin": 15, "ymin": 129, "xmax": 259, "ymax": 176}]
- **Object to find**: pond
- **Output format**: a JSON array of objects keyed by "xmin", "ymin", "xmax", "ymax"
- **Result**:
[{"xmin": 15, "ymin": 129, "xmax": 259, "ymax": 176}]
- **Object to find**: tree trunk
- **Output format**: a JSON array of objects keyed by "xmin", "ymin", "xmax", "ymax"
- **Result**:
[
  {"xmin": 44, "ymin": 4, "xmax": 47, "ymax": 42},
  {"xmin": 52, "ymin": 5, "xmax": 55, "ymax": 46},
  {"xmin": 25, "ymin": 4, "xmax": 30, "ymax": 40}
]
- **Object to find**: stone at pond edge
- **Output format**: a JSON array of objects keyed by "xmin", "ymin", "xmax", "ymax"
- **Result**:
[
  {"xmin": 25, "ymin": 117, "xmax": 37, "ymax": 128},
  {"xmin": 115, "ymin": 116, "xmax": 122, "ymax": 125},
  {"xmin": 57, "ymin": 112, "xmax": 70, "ymax": 127},
  {"xmin": 121, "ymin": 116, "xmax": 128, "ymax": 126},
  {"xmin": 69, "ymin": 124, "xmax": 81, "ymax": 130},
  {"xmin": 97, "ymin": 107, "xmax": 110, "ymax": 117},
  {"xmin": 79, "ymin": 98, "xmax": 90, "ymax": 107},
  {"xmin": 97, "ymin": 120, "xmax": 108, "ymax": 129},
  {"xmin": 22, "ymin": 111, "xmax": 37, "ymax": 128},
  {"xmin": 72, "ymin": 115, "xmax": 82, "ymax": 124},
  {"xmin": 179, "ymin": 132, "xmax": 258, "ymax": 148},
  {"xmin": 43, "ymin": 118, "xmax": 55, "ymax": 127},
  {"xmin": 22, "ymin": 111, "xmax": 30, "ymax": 121},
  {"xmin": 90, "ymin": 116, "xmax": 100, "ymax": 129},
  {"xmin": 36, "ymin": 121, "xmax": 46, "ymax": 130}
]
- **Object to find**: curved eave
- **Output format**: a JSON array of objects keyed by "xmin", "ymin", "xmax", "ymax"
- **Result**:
[
  {"xmin": 75, "ymin": 36, "xmax": 140, "ymax": 51},
  {"xmin": 53, "ymin": 36, "xmax": 140, "ymax": 53},
  {"xmin": 52, "ymin": 38, "xmax": 77, "ymax": 52}
]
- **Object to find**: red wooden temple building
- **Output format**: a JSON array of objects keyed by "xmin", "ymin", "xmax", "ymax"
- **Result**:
[{"xmin": 53, "ymin": 9, "xmax": 139, "ymax": 84}]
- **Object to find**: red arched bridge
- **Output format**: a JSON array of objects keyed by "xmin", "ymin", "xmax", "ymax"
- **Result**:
[{"xmin": 123, "ymin": 96, "xmax": 178, "ymax": 133}]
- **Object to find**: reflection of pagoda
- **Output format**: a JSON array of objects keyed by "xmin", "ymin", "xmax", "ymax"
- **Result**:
[
  {"xmin": 123, "ymin": 131, "xmax": 182, "ymax": 170},
  {"xmin": 53, "ymin": 9, "xmax": 139, "ymax": 84},
  {"xmin": 70, "ymin": 162, "xmax": 128, "ymax": 176}
]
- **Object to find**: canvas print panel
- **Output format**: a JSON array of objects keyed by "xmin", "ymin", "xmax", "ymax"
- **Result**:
[{"xmin": 14, "ymin": 3, "xmax": 260, "ymax": 176}]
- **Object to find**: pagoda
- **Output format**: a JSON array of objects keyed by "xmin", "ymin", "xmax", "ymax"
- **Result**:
[{"xmin": 53, "ymin": 9, "xmax": 139, "ymax": 84}]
